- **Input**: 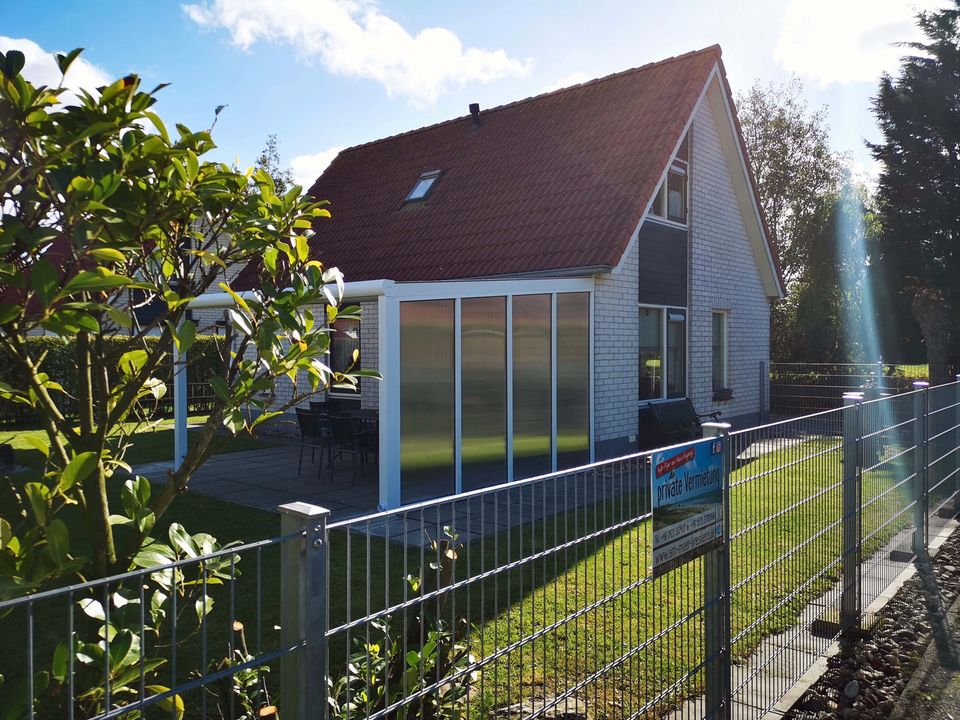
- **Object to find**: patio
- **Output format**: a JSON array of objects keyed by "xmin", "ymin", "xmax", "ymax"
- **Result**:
[{"xmin": 134, "ymin": 434, "xmax": 382, "ymax": 521}]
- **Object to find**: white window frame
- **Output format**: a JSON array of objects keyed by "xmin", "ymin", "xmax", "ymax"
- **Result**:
[
  {"xmin": 712, "ymin": 310, "xmax": 729, "ymax": 393},
  {"xmin": 638, "ymin": 303, "xmax": 688, "ymax": 402},
  {"xmin": 328, "ymin": 316, "xmax": 362, "ymax": 399}
]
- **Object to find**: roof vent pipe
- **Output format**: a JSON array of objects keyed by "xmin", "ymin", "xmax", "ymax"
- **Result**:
[{"xmin": 469, "ymin": 102, "xmax": 481, "ymax": 127}]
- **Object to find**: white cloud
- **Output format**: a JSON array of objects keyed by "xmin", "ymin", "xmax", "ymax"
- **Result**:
[
  {"xmin": 538, "ymin": 71, "xmax": 590, "ymax": 94},
  {"xmin": 182, "ymin": 0, "xmax": 531, "ymax": 105},
  {"xmin": 0, "ymin": 36, "xmax": 111, "ymax": 101},
  {"xmin": 774, "ymin": 0, "xmax": 949, "ymax": 86},
  {"xmin": 290, "ymin": 145, "xmax": 345, "ymax": 189}
]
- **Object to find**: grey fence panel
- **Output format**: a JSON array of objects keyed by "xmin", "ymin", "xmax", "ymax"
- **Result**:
[
  {"xmin": 6, "ymin": 381, "xmax": 960, "ymax": 720},
  {"xmin": 0, "ymin": 532, "xmax": 302, "ymax": 720},
  {"xmin": 726, "ymin": 406, "xmax": 848, "ymax": 717}
]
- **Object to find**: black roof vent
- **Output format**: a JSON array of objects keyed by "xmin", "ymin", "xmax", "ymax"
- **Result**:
[{"xmin": 469, "ymin": 102, "xmax": 481, "ymax": 127}]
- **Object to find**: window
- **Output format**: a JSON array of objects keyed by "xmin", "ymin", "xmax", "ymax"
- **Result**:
[
  {"xmin": 638, "ymin": 308, "xmax": 663, "ymax": 400},
  {"xmin": 712, "ymin": 311, "xmax": 728, "ymax": 393},
  {"xmin": 405, "ymin": 170, "xmax": 442, "ymax": 202},
  {"xmin": 638, "ymin": 306, "xmax": 686, "ymax": 400},
  {"xmin": 648, "ymin": 133, "xmax": 688, "ymax": 225},
  {"xmin": 666, "ymin": 311, "xmax": 686, "ymax": 397},
  {"xmin": 329, "ymin": 317, "xmax": 360, "ymax": 395}
]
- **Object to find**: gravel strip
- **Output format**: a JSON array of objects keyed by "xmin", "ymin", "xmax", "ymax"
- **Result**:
[{"xmin": 785, "ymin": 529, "xmax": 960, "ymax": 719}]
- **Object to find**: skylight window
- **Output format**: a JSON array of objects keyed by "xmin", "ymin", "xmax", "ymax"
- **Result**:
[{"xmin": 405, "ymin": 170, "xmax": 442, "ymax": 202}]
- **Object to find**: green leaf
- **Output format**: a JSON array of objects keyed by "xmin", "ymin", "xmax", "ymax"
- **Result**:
[
  {"xmin": 209, "ymin": 375, "xmax": 230, "ymax": 401},
  {"xmin": 22, "ymin": 434, "xmax": 49, "ymax": 458},
  {"xmin": 118, "ymin": 349, "xmax": 148, "ymax": 377},
  {"xmin": 59, "ymin": 452, "xmax": 97, "ymax": 492},
  {"xmin": 60, "ymin": 268, "xmax": 132, "ymax": 296},
  {"xmin": 88, "ymin": 247, "xmax": 126, "ymax": 263},
  {"xmin": 55, "ymin": 49, "xmax": 83, "ymax": 76},
  {"xmin": 145, "ymin": 687, "xmax": 184, "ymax": 719},
  {"xmin": 79, "ymin": 598, "xmax": 105, "ymax": 621},
  {"xmin": 168, "ymin": 523, "xmax": 197, "ymax": 558},
  {"xmin": 2, "ymin": 50, "xmax": 25, "ymax": 79},
  {"xmin": 177, "ymin": 319, "xmax": 197, "ymax": 353},
  {"xmin": 52, "ymin": 641, "xmax": 69, "ymax": 682},
  {"xmin": 23, "ymin": 482, "xmax": 49, "ymax": 526},
  {"xmin": 45, "ymin": 519, "xmax": 69, "ymax": 566},
  {"xmin": 30, "ymin": 259, "xmax": 58, "ymax": 306}
]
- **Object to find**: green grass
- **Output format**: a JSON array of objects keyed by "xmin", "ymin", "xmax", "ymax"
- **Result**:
[
  {"xmin": 328, "ymin": 436, "xmax": 918, "ymax": 717},
  {"xmin": 0, "ymin": 417, "xmax": 278, "ymax": 471}
]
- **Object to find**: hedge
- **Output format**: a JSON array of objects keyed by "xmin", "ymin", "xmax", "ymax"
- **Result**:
[{"xmin": 0, "ymin": 335, "xmax": 226, "ymax": 426}]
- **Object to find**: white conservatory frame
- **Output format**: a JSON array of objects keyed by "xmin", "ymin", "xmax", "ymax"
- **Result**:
[{"xmin": 183, "ymin": 276, "xmax": 595, "ymax": 511}]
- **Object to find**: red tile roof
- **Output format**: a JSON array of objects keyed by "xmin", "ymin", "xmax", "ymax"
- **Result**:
[{"xmin": 237, "ymin": 45, "xmax": 777, "ymax": 287}]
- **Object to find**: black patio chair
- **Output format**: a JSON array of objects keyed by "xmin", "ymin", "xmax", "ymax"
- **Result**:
[
  {"xmin": 309, "ymin": 400, "xmax": 330, "ymax": 415},
  {"xmin": 295, "ymin": 407, "xmax": 334, "ymax": 478},
  {"xmin": 329, "ymin": 415, "xmax": 378, "ymax": 484}
]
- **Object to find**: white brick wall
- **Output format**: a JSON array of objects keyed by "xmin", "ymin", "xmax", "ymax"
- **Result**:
[
  {"xmin": 358, "ymin": 300, "xmax": 379, "ymax": 410},
  {"xmin": 593, "ymin": 239, "xmax": 639, "ymax": 454},
  {"xmin": 688, "ymin": 100, "xmax": 770, "ymax": 424}
]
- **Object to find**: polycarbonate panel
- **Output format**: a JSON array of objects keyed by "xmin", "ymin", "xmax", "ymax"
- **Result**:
[
  {"xmin": 512, "ymin": 294, "xmax": 552, "ymax": 479},
  {"xmin": 461, "ymin": 297, "xmax": 508, "ymax": 491},
  {"xmin": 556, "ymin": 293, "xmax": 590, "ymax": 469},
  {"xmin": 400, "ymin": 300, "xmax": 455, "ymax": 502}
]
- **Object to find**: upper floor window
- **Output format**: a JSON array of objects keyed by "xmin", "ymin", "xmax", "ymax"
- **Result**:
[{"xmin": 649, "ymin": 134, "xmax": 688, "ymax": 225}]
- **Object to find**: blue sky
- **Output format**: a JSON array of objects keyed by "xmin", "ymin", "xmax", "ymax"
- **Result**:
[{"xmin": 3, "ymin": 0, "xmax": 944, "ymax": 187}]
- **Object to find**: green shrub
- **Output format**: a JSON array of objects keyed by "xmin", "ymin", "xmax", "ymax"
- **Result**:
[{"xmin": 0, "ymin": 335, "xmax": 225, "ymax": 425}]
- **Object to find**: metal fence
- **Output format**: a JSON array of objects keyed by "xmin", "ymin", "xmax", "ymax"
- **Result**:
[
  {"xmin": 768, "ymin": 362, "xmax": 957, "ymax": 418},
  {"xmin": 3, "ymin": 379, "xmax": 960, "ymax": 720}
]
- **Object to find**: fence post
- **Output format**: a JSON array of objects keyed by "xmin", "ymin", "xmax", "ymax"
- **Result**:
[
  {"xmin": 280, "ymin": 502, "xmax": 330, "ymax": 720},
  {"xmin": 913, "ymin": 382, "xmax": 930, "ymax": 555},
  {"xmin": 702, "ymin": 422, "xmax": 732, "ymax": 720},
  {"xmin": 955, "ymin": 375, "xmax": 960, "ymax": 483},
  {"xmin": 841, "ymin": 392, "xmax": 863, "ymax": 634}
]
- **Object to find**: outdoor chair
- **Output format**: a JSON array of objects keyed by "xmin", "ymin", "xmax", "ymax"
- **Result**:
[
  {"xmin": 329, "ymin": 414, "xmax": 378, "ymax": 484},
  {"xmin": 295, "ymin": 407, "xmax": 334, "ymax": 478},
  {"xmin": 309, "ymin": 400, "xmax": 330, "ymax": 415}
]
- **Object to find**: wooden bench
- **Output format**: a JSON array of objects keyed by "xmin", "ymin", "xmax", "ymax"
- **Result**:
[{"xmin": 637, "ymin": 398, "xmax": 721, "ymax": 450}]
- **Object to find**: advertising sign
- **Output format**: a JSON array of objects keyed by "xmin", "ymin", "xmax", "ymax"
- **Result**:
[{"xmin": 651, "ymin": 437, "xmax": 725, "ymax": 576}]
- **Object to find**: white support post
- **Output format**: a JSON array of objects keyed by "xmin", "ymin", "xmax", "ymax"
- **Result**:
[
  {"xmin": 377, "ymin": 295, "xmax": 400, "ymax": 510},
  {"xmin": 378, "ymin": 294, "xmax": 401, "ymax": 510},
  {"xmin": 173, "ymin": 342, "xmax": 188, "ymax": 471},
  {"xmin": 550, "ymin": 293, "xmax": 558, "ymax": 473},
  {"xmin": 454, "ymin": 298, "xmax": 462, "ymax": 494},
  {"xmin": 506, "ymin": 295, "xmax": 514, "ymax": 483}
]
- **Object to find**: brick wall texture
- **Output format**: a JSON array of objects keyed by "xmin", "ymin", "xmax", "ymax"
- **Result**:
[{"xmin": 688, "ymin": 98, "xmax": 770, "ymax": 423}]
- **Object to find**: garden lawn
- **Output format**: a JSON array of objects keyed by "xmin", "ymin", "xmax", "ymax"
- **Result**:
[{"xmin": 0, "ymin": 417, "xmax": 277, "ymax": 470}]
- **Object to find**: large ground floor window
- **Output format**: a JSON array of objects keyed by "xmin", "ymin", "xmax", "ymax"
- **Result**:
[
  {"xmin": 399, "ymin": 291, "xmax": 591, "ymax": 502},
  {"xmin": 638, "ymin": 305, "xmax": 686, "ymax": 401}
]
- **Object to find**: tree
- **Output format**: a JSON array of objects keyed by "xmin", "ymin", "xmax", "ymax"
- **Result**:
[
  {"xmin": 0, "ymin": 49, "xmax": 370, "ymax": 588},
  {"xmin": 737, "ymin": 78, "xmax": 846, "ymax": 361},
  {"xmin": 869, "ymin": 1, "xmax": 960, "ymax": 376},
  {"xmin": 254, "ymin": 133, "xmax": 294, "ymax": 195}
]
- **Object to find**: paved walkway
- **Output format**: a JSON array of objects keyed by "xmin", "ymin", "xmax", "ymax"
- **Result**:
[
  {"xmin": 668, "ymin": 514, "xmax": 960, "ymax": 720},
  {"xmin": 134, "ymin": 437, "xmax": 381, "ymax": 521}
]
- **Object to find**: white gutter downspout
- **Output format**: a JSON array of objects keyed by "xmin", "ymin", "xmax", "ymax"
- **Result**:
[{"xmin": 173, "ymin": 279, "xmax": 392, "ymax": 471}]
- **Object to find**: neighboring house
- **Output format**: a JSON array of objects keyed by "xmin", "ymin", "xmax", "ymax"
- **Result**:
[{"xmin": 228, "ymin": 45, "xmax": 784, "ymax": 509}]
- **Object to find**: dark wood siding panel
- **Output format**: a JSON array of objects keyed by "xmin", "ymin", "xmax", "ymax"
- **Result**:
[{"xmin": 637, "ymin": 221, "xmax": 688, "ymax": 306}]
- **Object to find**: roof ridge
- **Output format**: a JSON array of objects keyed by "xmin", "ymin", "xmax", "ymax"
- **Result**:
[{"xmin": 334, "ymin": 45, "xmax": 722, "ymax": 157}]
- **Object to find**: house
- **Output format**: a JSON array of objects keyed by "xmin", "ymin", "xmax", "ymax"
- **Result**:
[{"xmin": 226, "ymin": 45, "xmax": 784, "ymax": 510}]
